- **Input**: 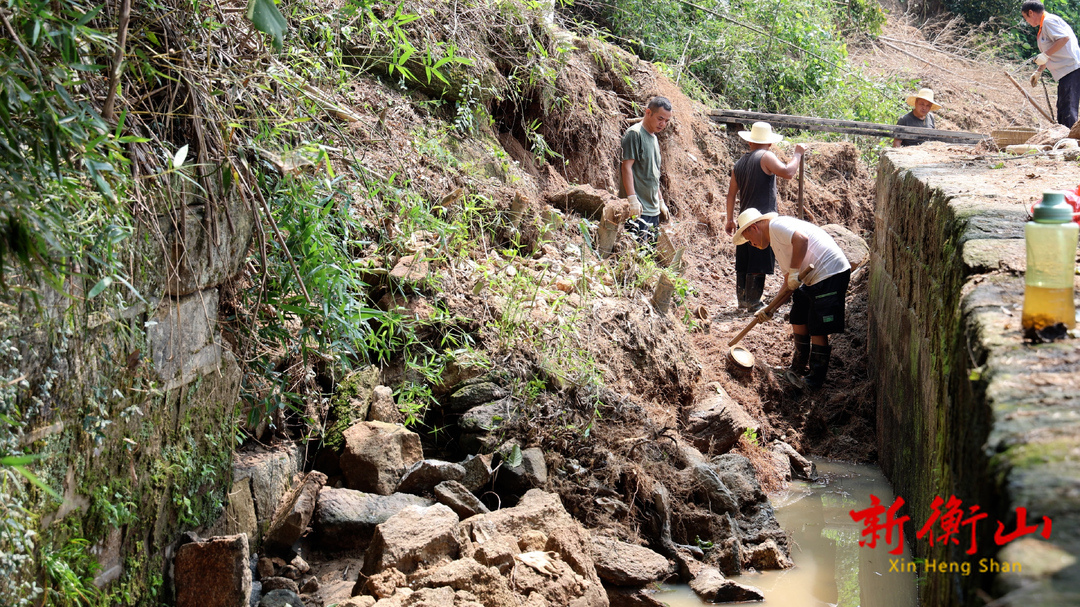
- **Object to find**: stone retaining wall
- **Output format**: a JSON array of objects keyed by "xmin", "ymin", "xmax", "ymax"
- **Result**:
[{"xmin": 871, "ymin": 145, "xmax": 1080, "ymax": 606}]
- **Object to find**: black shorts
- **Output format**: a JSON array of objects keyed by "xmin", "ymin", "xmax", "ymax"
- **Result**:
[{"xmin": 789, "ymin": 269, "xmax": 850, "ymax": 336}]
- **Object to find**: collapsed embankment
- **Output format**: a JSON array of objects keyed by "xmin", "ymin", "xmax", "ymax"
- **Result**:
[{"xmin": 871, "ymin": 143, "xmax": 1080, "ymax": 606}]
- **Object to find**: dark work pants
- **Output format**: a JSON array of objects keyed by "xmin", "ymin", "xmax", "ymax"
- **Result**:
[{"xmin": 1057, "ymin": 68, "xmax": 1080, "ymax": 128}]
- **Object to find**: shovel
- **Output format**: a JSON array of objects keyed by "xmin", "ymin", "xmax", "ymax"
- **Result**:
[{"xmin": 727, "ymin": 263, "xmax": 815, "ymax": 348}]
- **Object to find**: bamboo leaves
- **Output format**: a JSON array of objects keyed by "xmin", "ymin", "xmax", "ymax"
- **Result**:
[{"xmin": 245, "ymin": 0, "xmax": 289, "ymax": 51}]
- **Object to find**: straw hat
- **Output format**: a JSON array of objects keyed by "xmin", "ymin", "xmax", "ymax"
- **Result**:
[
  {"xmin": 733, "ymin": 208, "xmax": 778, "ymax": 246},
  {"xmin": 905, "ymin": 88, "xmax": 942, "ymax": 111},
  {"xmin": 738, "ymin": 122, "xmax": 784, "ymax": 145}
]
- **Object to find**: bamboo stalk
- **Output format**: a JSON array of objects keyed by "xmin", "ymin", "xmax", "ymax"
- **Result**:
[{"xmin": 1005, "ymin": 72, "xmax": 1055, "ymax": 123}]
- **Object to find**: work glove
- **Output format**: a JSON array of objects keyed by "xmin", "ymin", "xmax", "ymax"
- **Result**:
[
  {"xmin": 785, "ymin": 268, "xmax": 802, "ymax": 291},
  {"xmin": 659, "ymin": 198, "xmax": 670, "ymax": 221},
  {"xmin": 1036, "ymin": 53, "xmax": 1049, "ymax": 66},
  {"xmin": 627, "ymin": 194, "xmax": 642, "ymax": 217},
  {"xmin": 754, "ymin": 308, "xmax": 773, "ymax": 323},
  {"xmin": 1031, "ymin": 70, "xmax": 1042, "ymax": 87}
]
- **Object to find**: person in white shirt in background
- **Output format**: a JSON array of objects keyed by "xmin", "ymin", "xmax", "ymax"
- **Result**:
[{"xmin": 1024, "ymin": 1, "xmax": 1080, "ymax": 127}]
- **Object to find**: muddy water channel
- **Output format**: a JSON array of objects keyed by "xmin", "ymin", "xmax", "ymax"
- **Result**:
[{"xmin": 658, "ymin": 461, "xmax": 919, "ymax": 606}]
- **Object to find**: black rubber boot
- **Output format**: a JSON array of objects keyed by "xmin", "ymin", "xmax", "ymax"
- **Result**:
[
  {"xmin": 736, "ymin": 272, "xmax": 747, "ymax": 309},
  {"xmin": 804, "ymin": 344, "xmax": 832, "ymax": 389},
  {"xmin": 790, "ymin": 333, "xmax": 811, "ymax": 375},
  {"xmin": 745, "ymin": 273, "xmax": 766, "ymax": 313}
]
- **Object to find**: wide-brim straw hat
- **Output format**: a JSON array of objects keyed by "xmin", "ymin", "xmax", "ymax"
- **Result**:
[
  {"xmin": 733, "ymin": 208, "xmax": 778, "ymax": 246},
  {"xmin": 738, "ymin": 121, "xmax": 784, "ymax": 145},
  {"xmin": 906, "ymin": 88, "xmax": 942, "ymax": 111}
]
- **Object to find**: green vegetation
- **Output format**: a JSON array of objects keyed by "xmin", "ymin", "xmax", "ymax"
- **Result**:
[{"xmin": 566, "ymin": 0, "xmax": 903, "ymax": 124}]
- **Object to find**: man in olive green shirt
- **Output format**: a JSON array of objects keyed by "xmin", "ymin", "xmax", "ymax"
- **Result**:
[{"xmin": 620, "ymin": 96, "xmax": 672, "ymax": 239}]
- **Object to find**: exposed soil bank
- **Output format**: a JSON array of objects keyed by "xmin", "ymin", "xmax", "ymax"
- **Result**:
[{"xmin": 872, "ymin": 143, "xmax": 1080, "ymax": 606}]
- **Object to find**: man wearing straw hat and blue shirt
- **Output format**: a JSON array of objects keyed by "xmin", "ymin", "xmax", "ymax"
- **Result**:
[
  {"xmin": 732, "ymin": 209, "xmax": 851, "ymax": 389},
  {"xmin": 725, "ymin": 121, "xmax": 806, "ymax": 312},
  {"xmin": 893, "ymin": 88, "xmax": 941, "ymax": 147},
  {"xmin": 1024, "ymin": 1, "xmax": 1080, "ymax": 127}
]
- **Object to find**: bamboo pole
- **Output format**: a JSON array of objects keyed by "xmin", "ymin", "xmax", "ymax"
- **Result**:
[{"xmin": 1005, "ymin": 72, "xmax": 1055, "ymax": 123}]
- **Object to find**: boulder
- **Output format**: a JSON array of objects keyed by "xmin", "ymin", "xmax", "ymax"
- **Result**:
[
  {"xmin": 175, "ymin": 534, "xmax": 252, "ymax": 607},
  {"xmin": 406, "ymin": 558, "xmax": 520, "ymax": 607},
  {"xmin": 471, "ymin": 534, "xmax": 519, "ymax": 574},
  {"xmin": 258, "ymin": 589, "xmax": 304, "ymax": 607},
  {"xmin": 496, "ymin": 447, "xmax": 547, "ymax": 494},
  {"xmin": 340, "ymin": 422, "xmax": 423, "ymax": 495},
  {"xmin": 459, "ymin": 489, "xmax": 606, "ymax": 606},
  {"xmin": 325, "ymin": 366, "xmax": 381, "ymax": 451},
  {"xmin": 821, "ymin": 224, "xmax": 870, "ymax": 270},
  {"xmin": 459, "ymin": 454, "xmax": 493, "ymax": 492},
  {"xmin": 361, "ymin": 504, "xmax": 462, "ymax": 576},
  {"xmin": 389, "ymin": 254, "xmax": 429, "ymax": 282},
  {"xmin": 264, "ymin": 471, "xmax": 327, "ymax": 553},
  {"xmin": 397, "ymin": 460, "xmax": 467, "ymax": 495},
  {"xmin": 684, "ymin": 391, "xmax": 756, "ymax": 454},
  {"xmin": 314, "ymin": 487, "xmax": 433, "ymax": 551},
  {"xmin": 260, "ymin": 577, "xmax": 299, "ymax": 594},
  {"xmin": 771, "ymin": 441, "xmax": 816, "ymax": 480},
  {"xmin": 216, "ymin": 478, "xmax": 258, "ymax": 542},
  {"xmin": 435, "ymin": 480, "xmax": 490, "ymax": 519},
  {"xmin": 688, "ymin": 567, "xmax": 763, "ymax": 603},
  {"xmin": 743, "ymin": 539, "xmax": 793, "ymax": 570},
  {"xmin": 548, "ymin": 184, "xmax": 615, "ymax": 220},
  {"xmin": 590, "ymin": 536, "xmax": 671, "ymax": 586},
  {"xmin": 359, "ymin": 567, "xmax": 408, "ymax": 598},
  {"xmin": 368, "ymin": 385, "xmax": 402, "ymax": 424},
  {"xmin": 458, "ymin": 400, "xmax": 515, "ymax": 433},
  {"xmin": 234, "ymin": 444, "xmax": 304, "ymax": 537},
  {"xmin": 709, "ymin": 455, "xmax": 766, "ymax": 510},
  {"xmin": 447, "ymin": 382, "xmax": 507, "ymax": 413},
  {"xmin": 337, "ymin": 597, "xmax": 376, "ymax": 607},
  {"xmin": 691, "ymin": 464, "xmax": 740, "ymax": 515}
]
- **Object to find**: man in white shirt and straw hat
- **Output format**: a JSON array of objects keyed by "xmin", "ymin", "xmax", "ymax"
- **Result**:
[
  {"xmin": 731, "ymin": 208, "xmax": 851, "ymax": 389},
  {"xmin": 725, "ymin": 121, "xmax": 806, "ymax": 312},
  {"xmin": 893, "ymin": 88, "xmax": 941, "ymax": 147}
]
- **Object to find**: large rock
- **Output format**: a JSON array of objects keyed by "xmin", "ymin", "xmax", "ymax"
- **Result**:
[
  {"xmin": 709, "ymin": 455, "xmax": 766, "ymax": 510},
  {"xmin": 340, "ymin": 421, "xmax": 423, "ymax": 495},
  {"xmin": 435, "ymin": 480, "xmax": 490, "ymax": 519},
  {"xmin": 264, "ymin": 471, "xmax": 327, "ymax": 553},
  {"xmin": 361, "ymin": 504, "xmax": 462, "ymax": 576},
  {"xmin": 258, "ymin": 589, "xmax": 304, "ymax": 607},
  {"xmin": 691, "ymin": 464, "xmax": 740, "ymax": 515},
  {"xmin": 234, "ymin": 444, "xmax": 304, "ymax": 538},
  {"xmin": 446, "ymin": 382, "xmax": 508, "ymax": 413},
  {"xmin": 368, "ymin": 385, "xmax": 401, "ymax": 423},
  {"xmin": 771, "ymin": 441, "xmax": 816, "ymax": 480},
  {"xmin": 325, "ymin": 367, "xmax": 381, "ymax": 451},
  {"xmin": 458, "ymin": 400, "xmax": 515, "ymax": 433},
  {"xmin": 743, "ymin": 539, "xmax": 793, "ymax": 570},
  {"xmin": 495, "ymin": 447, "xmax": 547, "ymax": 494},
  {"xmin": 397, "ymin": 460, "xmax": 467, "ymax": 495},
  {"xmin": 548, "ymin": 184, "xmax": 616, "ymax": 220},
  {"xmin": 175, "ymin": 534, "xmax": 252, "ymax": 607},
  {"xmin": 460, "ymin": 489, "xmax": 607, "ymax": 606},
  {"xmin": 684, "ymin": 390, "xmax": 756, "ymax": 454},
  {"xmin": 314, "ymin": 487, "xmax": 433, "ymax": 551},
  {"xmin": 459, "ymin": 454, "xmax": 493, "ymax": 492},
  {"xmin": 821, "ymin": 223, "xmax": 869, "ymax": 270},
  {"xmin": 688, "ymin": 567, "xmax": 763, "ymax": 603},
  {"xmin": 406, "ymin": 558, "xmax": 519, "ymax": 607},
  {"xmin": 590, "ymin": 535, "xmax": 671, "ymax": 586}
]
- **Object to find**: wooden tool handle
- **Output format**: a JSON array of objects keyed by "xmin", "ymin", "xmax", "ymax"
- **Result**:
[{"xmin": 726, "ymin": 264, "xmax": 815, "ymax": 348}]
